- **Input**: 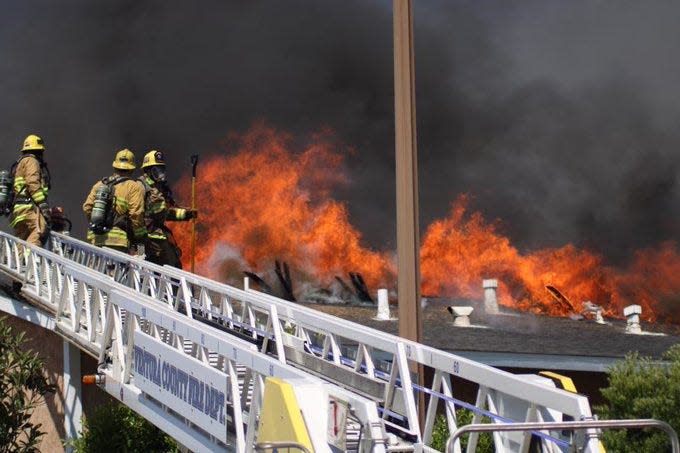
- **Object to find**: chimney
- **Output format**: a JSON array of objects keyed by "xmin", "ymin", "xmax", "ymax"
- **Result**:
[
  {"xmin": 447, "ymin": 306, "xmax": 474, "ymax": 327},
  {"xmin": 623, "ymin": 304, "xmax": 642, "ymax": 334},
  {"xmin": 483, "ymin": 279, "xmax": 499, "ymax": 314},
  {"xmin": 244, "ymin": 276, "xmax": 250, "ymax": 291},
  {"xmin": 374, "ymin": 289, "xmax": 394, "ymax": 321}
]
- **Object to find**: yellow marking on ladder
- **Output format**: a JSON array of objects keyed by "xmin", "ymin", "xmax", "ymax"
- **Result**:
[
  {"xmin": 539, "ymin": 371, "xmax": 577, "ymax": 393},
  {"xmin": 257, "ymin": 377, "xmax": 314, "ymax": 452}
]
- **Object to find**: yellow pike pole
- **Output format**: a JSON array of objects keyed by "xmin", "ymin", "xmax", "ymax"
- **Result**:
[{"xmin": 190, "ymin": 154, "xmax": 199, "ymax": 273}]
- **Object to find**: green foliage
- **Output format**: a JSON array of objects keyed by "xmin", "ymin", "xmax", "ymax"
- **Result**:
[
  {"xmin": 430, "ymin": 409, "xmax": 494, "ymax": 452},
  {"xmin": 66, "ymin": 403, "xmax": 178, "ymax": 453},
  {"xmin": 0, "ymin": 316, "xmax": 55, "ymax": 453},
  {"xmin": 595, "ymin": 344, "xmax": 680, "ymax": 453}
]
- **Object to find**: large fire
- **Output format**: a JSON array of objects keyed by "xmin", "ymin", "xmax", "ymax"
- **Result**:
[
  {"xmin": 174, "ymin": 123, "xmax": 680, "ymax": 323},
  {"xmin": 173, "ymin": 122, "xmax": 394, "ymax": 292},
  {"xmin": 420, "ymin": 196, "xmax": 680, "ymax": 322}
]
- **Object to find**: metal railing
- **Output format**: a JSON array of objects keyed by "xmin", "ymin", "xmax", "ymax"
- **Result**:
[
  {"xmin": 0, "ymin": 231, "xmax": 388, "ymax": 452},
  {"xmin": 254, "ymin": 441, "xmax": 312, "ymax": 453},
  {"xmin": 48, "ymin": 231, "xmax": 602, "ymax": 451},
  {"xmin": 446, "ymin": 419, "xmax": 679, "ymax": 453}
]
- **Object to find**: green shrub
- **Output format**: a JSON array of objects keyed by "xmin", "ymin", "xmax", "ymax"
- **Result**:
[
  {"xmin": 0, "ymin": 316, "xmax": 55, "ymax": 453},
  {"xmin": 595, "ymin": 344, "xmax": 680, "ymax": 453},
  {"xmin": 430, "ymin": 409, "xmax": 494, "ymax": 452},
  {"xmin": 66, "ymin": 403, "xmax": 178, "ymax": 453}
]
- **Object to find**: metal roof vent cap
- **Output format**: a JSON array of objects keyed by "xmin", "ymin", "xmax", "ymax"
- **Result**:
[
  {"xmin": 482, "ymin": 279, "xmax": 499, "ymax": 314},
  {"xmin": 374, "ymin": 289, "xmax": 396, "ymax": 321},
  {"xmin": 583, "ymin": 301, "xmax": 605, "ymax": 324},
  {"xmin": 448, "ymin": 306, "xmax": 474, "ymax": 327},
  {"xmin": 623, "ymin": 304, "xmax": 642, "ymax": 334}
]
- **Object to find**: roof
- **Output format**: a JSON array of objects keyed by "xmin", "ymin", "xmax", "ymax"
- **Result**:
[{"xmin": 304, "ymin": 299, "xmax": 680, "ymax": 372}]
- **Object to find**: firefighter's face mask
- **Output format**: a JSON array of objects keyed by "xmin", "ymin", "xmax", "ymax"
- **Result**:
[{"xmin": 148, "ymin": 166, "xmax": 167, "ymax": 184}]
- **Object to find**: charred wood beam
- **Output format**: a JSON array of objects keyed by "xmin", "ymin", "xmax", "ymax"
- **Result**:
[
  {"xmin": 274, "ymin": 260, "xmax": 296, "ymax": 302},
  {"xmin": 334, "ymin": 276, "xmax": 354, "ymax": 295},
  {"xmin": 349, "ymin": 272, "xmax": 374, "ymax": 303},
  {"xmin": 243, "ymin": 271, "xmax": 273, "ymax": 295},
  {"xmin": 334, "ymin": 276, "xmax": 358, "ymax": 304},
  {"xmin": 545, "ymin": 285, "xmax": 575, "ymax": 312}
]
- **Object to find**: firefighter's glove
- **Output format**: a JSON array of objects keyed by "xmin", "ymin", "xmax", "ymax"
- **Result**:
[
  {"xmin": 39, "ymin": 203, "xmax": 52, "ymax": 226},
  {"xmin": 185, "ymin": 209, "xmax": 198, "ymax": 220}
]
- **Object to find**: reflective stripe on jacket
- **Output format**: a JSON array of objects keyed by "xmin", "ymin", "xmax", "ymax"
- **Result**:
[
  {"xmin": 10, "ymin": 154, "xmax": 49, "ymax": 227},
  {"xmin": 139, "ymin": 176, "xmax": 190, "ymax": 241},
  {"xmin": 83, "ymin": 176, "xmax": 147, "ymax": 248}
]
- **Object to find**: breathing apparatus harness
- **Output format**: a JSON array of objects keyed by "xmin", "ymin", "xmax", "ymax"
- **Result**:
[
  {"xmin": 0, "ymin": 153, "xmax": 51, "ymax": 216},
  {"xmin": 88, "ymin": 175, "xmax": 129, "ymax": 234}
]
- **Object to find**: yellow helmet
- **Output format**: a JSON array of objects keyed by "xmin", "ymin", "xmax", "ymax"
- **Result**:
[
  {"xmin": 142, "ymin": 150, "xmax": 166, "ymax": 168},
  {"xmin": 22, "ymin": 134, "xmax": 45, "ymax": 152},
  {"xmin": 112, "ymin": 149, "xmax": 136, "ymax": 170}
]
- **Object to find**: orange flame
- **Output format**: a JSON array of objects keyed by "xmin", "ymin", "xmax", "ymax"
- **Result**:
[
  {"xmin": 173, "ymin": 122, "xmax": 395, "ymax": 290},
  {"xmin": 420, "ymin": 195, "xmax": 680, "ymax": 322},
  {"xmin": 173, "ymin": 123, "xmax": 680, "ymax": 323}
]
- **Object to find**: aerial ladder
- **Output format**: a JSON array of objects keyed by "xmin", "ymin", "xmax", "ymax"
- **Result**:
[{"xmin": 0, "ymin": 230, "xmax": 676, "ymax": 452}]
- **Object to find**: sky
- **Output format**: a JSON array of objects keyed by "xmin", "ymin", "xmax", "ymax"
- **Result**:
[{"xmin": 1, "ymin": 0, "xmax": 679, "ymax": 265}]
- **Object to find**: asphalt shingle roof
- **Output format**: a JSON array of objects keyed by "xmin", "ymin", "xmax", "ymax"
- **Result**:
[{"xmin": 307, "ymin": 302, "xmax": 680, "ymax": 360}]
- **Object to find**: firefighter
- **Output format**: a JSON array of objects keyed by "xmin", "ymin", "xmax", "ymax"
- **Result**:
[
  {"xmin": 10, "ymin": 134, "xmax": 52, "ymax": 247},
  {"xmin": 83, "ymin": 149, "xmax": 147, "ymax": 253},
  {"xmin": 139, "ymin": 150, "xmax": 197, "ymax": 268}
]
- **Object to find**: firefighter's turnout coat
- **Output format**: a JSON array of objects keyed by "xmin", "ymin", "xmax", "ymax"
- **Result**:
[
  {"xmin": 139, "ymin": 175, "xmax": 190, "ymax": 268},
  {"xmin": 83, "ymin": 175, "xmax": 147, "ymax": 250},
  {"xmin": 11, "ymin": 153, "xmax": 50, "ymax": 246}
]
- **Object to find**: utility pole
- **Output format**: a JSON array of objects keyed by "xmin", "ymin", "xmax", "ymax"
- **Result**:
[{"xmin": 393, "ymin": 0, "xmax": 422, "ymax": 346}]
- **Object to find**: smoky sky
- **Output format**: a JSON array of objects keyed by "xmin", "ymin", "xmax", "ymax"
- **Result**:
[{"xmin": 1, "ymin": 0, "xmax": 679, "ymax": 265}]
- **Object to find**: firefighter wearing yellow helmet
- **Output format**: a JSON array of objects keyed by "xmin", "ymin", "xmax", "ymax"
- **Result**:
[
  {"xmin": 138, "ymin": 150, "xmax": 196, "ymax": 268},
  {"xmin": 82, "ymin": 149, "xmax": 147, "ymax": 253},
  {"xmin": 10, "ymin": 134, "xmax": 52, "ymax": 247}
]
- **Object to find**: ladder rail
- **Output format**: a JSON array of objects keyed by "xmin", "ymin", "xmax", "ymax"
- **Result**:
[
  {"xmin": 47, "ymin": 232, "xmax": 600, "ymax": 451},
  {"xmin": 446, "ymin": 419, "xmax": 679, "ymax": 453},
  {"xmin": 254, "ymin": 441, "xmax": 311, "ymax": 453},
  {"xmin": 0, "ymin": 232, "xmax": 388, "ymax": 452},
  {"xmin": 51, "ymin": 233, "xmax": 593, "ymax": 411}
]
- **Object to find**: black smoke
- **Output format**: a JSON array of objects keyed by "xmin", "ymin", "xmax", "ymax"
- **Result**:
[{"xmin": 0, "ymin": 0, "xmax": 678, "ymax": 265}]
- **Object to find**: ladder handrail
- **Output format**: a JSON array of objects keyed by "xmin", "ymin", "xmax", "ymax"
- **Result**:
[
  {"xmin": 0, "ymin": 231, "xmax": 388, "ymax": 452},
  {"xmin": 45, "ymin": 232, "xmax": 603, "ymax": 452},
  {"xmin": 254, "ymin": 441, "xmax": 312, "ymax": 453},
  {"xmin": 50, "ymin": 233, "xmax": 594, "ymax": 416},
  {"xmin": 445, "ymin": 419, "xmax": 680, "ymax": 453}
]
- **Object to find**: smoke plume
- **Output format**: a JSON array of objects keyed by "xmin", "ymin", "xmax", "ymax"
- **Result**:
[{"xmin": 1, "ymin": 0, "xmax": 679, "ymax": 268}]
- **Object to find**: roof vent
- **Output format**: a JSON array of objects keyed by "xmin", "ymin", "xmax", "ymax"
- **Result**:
[
  {"xmin": 482, "ymin": 279, "xmax": 499, "ymax": 314},
  {"xmin": 447, "ymin": 306, "xmax": 474, "ymax": 327},
  {"xmin": 374, "ymin": 289, "xmax": 395, "ymax": 321},
  {"xmin": 582, "ymin": 301, "xmax": 605, "ymax": 324},
  {"xmin": 623, "ymin": 304, "xmax": 642, "ymax": 334}
]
